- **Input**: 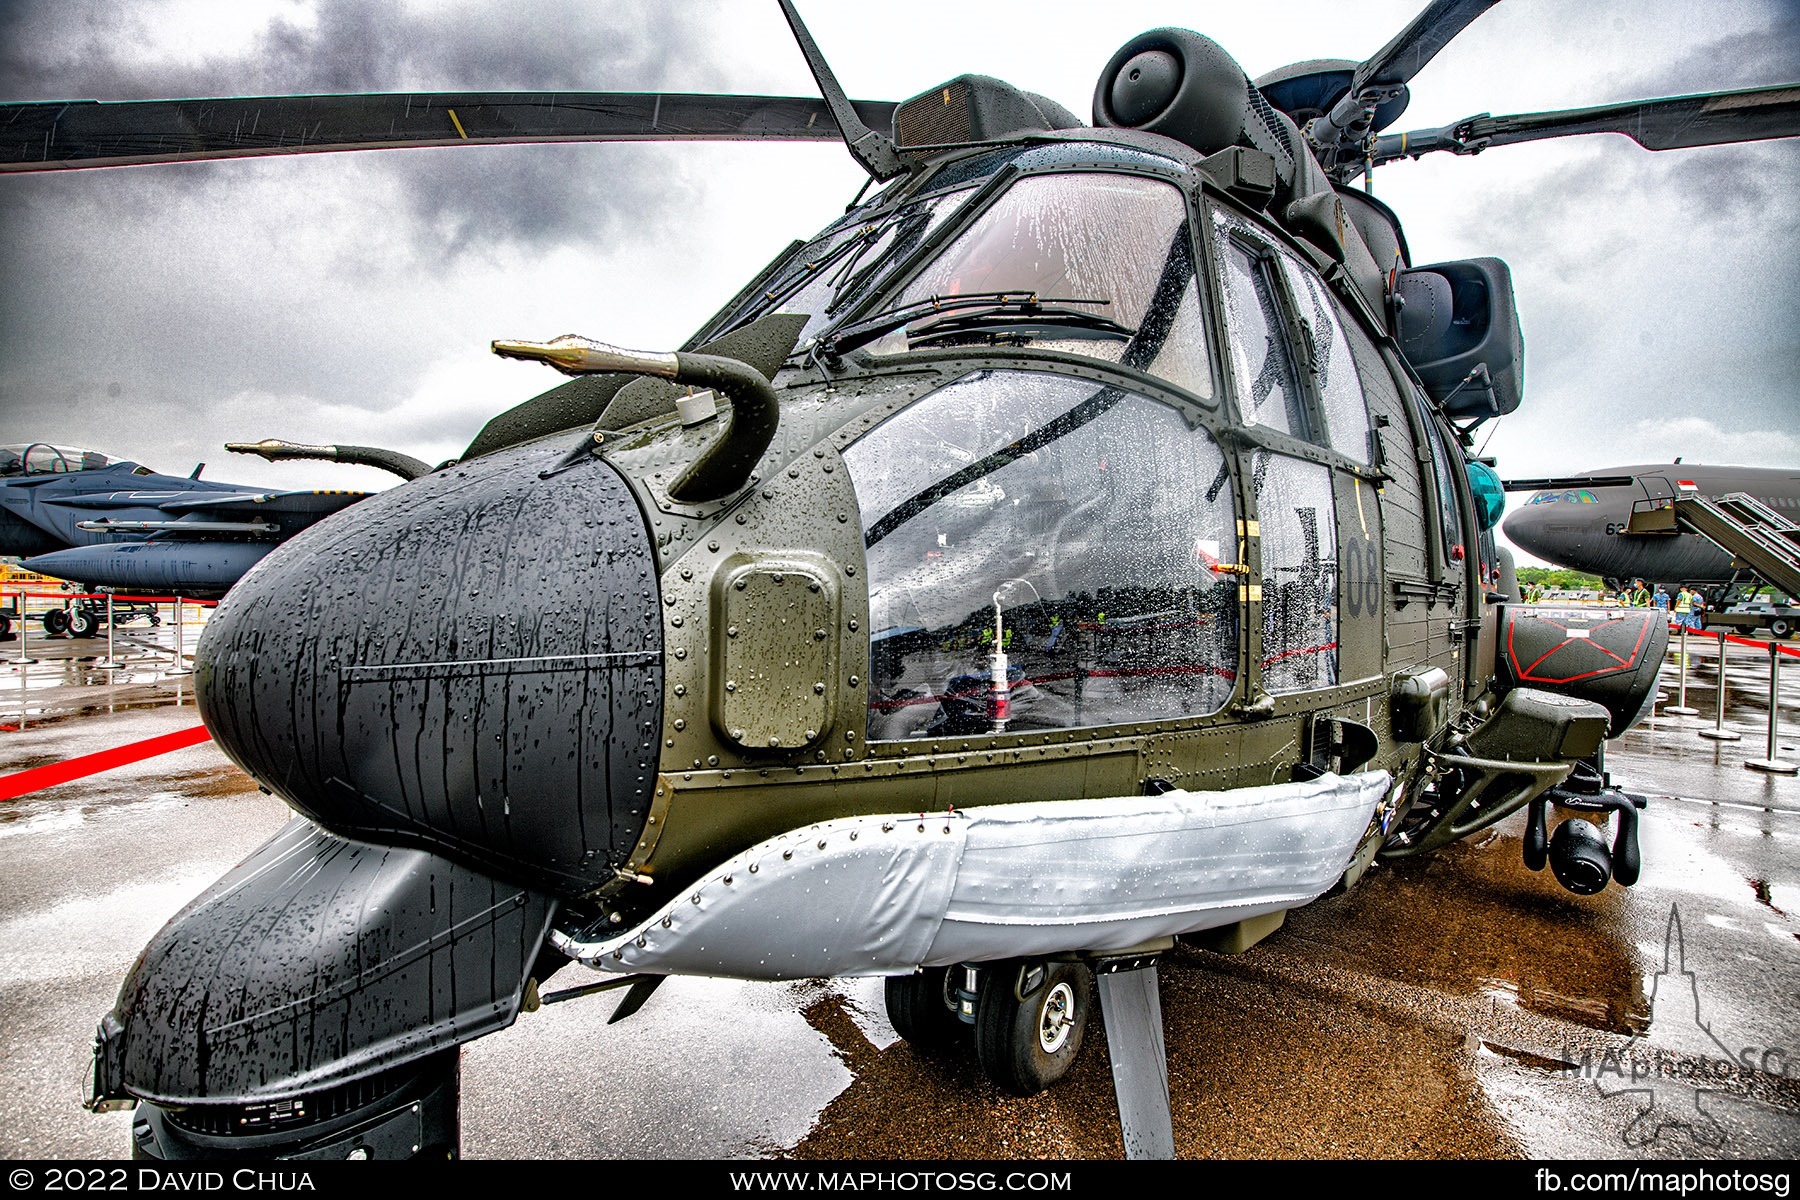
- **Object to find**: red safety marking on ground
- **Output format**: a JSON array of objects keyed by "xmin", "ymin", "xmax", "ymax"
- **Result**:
[{"xmin": 0, "ymin": 724, "xmax": 213, "ymax": 802}]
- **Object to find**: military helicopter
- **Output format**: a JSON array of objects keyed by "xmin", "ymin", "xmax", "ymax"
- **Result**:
[
  {"xmin": 0, "ymin": 439, "xmax": 429, "ymax": 613},
  {"xmin": 6, "ymin": 0, "xmax": 1794, "ymax": 1163}
]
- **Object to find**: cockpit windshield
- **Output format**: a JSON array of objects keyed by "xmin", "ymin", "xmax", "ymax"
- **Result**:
[
  {"xmin": 733, "ymin": 185, "xmax": 975, "ymax": 343},
  {"xmin": 0, "ymin": 443, "xmax": 119, "ymax": 477},
  {"xmin": 859, "ymin": 173, "xmax": 1213, "ymax": 397}
]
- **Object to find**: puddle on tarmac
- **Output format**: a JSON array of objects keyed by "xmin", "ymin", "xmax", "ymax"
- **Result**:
[
  {"xmin": 1279, "ymin": 822, "xmax": 1651, "ymax": 1035},
  {"xmin": 783, "ymin": 945, "xmax": 1524, "ymax": 1160}
]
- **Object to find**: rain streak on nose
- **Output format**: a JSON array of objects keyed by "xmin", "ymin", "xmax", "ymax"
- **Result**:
[{"xmin": 194, "ymin": 441, "xmax": 665, "ymax": 896}]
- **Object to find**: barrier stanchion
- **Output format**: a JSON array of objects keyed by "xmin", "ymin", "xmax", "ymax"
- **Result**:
[
  {"xmin": 95, "ymin": 593, "xmax": 122, "ymax": 672},
  {"xmin": 168, "ymin": 594, "xmax": 192, "ymax": 677},
  {"xmin": 1746, "ymin": 639, "xmax": 1797, "ymax": 775},
  {"xmin": 13, "ymin": 587, "xmax": 37, "ymax": 667},
  {"xmin": 1699, "ymin": 630, "xmax": 1742, "ymax": 743},
  {"xmin": 1667, "ymin": 625, "xmax": 1699, "ymax": 716}
]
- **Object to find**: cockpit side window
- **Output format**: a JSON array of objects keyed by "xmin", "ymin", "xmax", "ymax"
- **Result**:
[
  {"xmin": 1213, "ymin": 224, "xmax": 1306, "ymax": 438},
  {"xmin": 1252, "ymin": 451, "xmax": 1340, "ymax": 693},
  {"xmin": 1416, "ymin": 402, "xmax": 1468, "ymax": 575},
  {"xmin": 1276, "ymin": 255, "xmax": 1374, "ymax": 464},
  {"xmin": 844, "ymin": 370, "xmax": 1239, "ymax": 742}
]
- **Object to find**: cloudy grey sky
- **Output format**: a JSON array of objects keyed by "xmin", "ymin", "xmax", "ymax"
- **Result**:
[{"xmin": 1, "ymin": 0, "xmax": 1795, "ymax": 567}]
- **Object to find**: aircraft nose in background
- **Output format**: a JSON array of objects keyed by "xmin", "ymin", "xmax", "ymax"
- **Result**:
[
  {"xmin": 193, "ymin": 442, "xmax": 665, "ymax": 896},
  {"xmin": 1500, "ymin": 503, "xmax": 1559, "ymax": 563}
]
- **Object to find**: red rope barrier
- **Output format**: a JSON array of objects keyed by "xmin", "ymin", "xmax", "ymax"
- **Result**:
[
  {"xmin": 1666, "ymin": 622, "xmax": 1800, "ymax": 657},
  {"xmin": 7, "ymin": 589, "xmax": 216, "ymax": 606},
  {"xmin": 0, "ymin": 724, "xmax": 213, "ymax": 801}
]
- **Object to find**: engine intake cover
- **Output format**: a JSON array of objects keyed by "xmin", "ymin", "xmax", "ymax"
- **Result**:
[{"xmin": 93, "ymin": 820, "xmax": 556, "ymax": 1106}]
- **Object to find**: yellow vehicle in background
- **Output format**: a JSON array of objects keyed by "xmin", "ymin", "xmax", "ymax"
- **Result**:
[{"xmin": 0, "ymin": 558, "xmax": 70, "ymax": 638}]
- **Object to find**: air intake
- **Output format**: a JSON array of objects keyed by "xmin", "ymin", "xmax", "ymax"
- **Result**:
[{"xmin": 893, "ymin": 75, "xmax": 1081, "ymax": 149}]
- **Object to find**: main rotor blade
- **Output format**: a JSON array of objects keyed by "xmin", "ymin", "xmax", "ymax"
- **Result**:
[
  {"xmin": 1371, "ymin": 84, "xmax": 1800, "ymax": 167},
  {"xmin": 776, "ymin": 0, "xmax": 903, "ymax": 180},
  {"xmin": 1355, "ymin": 0, "xmax": 1500, "ymax": 91},
  {"xmin": 0, "ymin": 91, "xmax": 899, "ymax": 173},
  {"xmin": 1308, "ymin": 0, "xmax": 1498, "ymax": 171}
]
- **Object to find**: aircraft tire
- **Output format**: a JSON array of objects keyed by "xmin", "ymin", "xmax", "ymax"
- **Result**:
[
  {"xmin": 41, "ymin": 608, "xmax": 68, "ymax": 637},
  {"xmin": 129, "ymin": 1049, "xmax": 461, "ymax": 1161},
  {"xmin": 67, "ymin": 609, "xmax": 99, "ymax": 638},
  {"xmin": 884, "ymin": 967, "xmax": 965, "ymax": 1052},
  {"xmin": 973, "ymin": 960, "xmax": 1092, "ymax": 1096},
  {"xmin": 0, "ymin": 613, "xmax": 10, "ymax": 639}
]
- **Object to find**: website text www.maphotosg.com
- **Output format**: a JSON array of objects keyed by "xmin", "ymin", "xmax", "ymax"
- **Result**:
[
  {"xmin": 730, "ymin": 1171, "xmax": 1073, "ymax": 1193},
  {"xmin": 1536, "ymin": 1168, "xmax": 1791, "ymax": 1197}
]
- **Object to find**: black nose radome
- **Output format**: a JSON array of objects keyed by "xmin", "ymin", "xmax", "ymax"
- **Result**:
[{"xmin": 195, "ymin": 442, "xmax": 663, "ymax": 896}]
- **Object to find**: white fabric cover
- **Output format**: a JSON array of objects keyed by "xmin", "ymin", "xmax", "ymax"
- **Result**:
[{"xmin": 553, "ymin": 771, "xmax": 1389, "ymax": 980}]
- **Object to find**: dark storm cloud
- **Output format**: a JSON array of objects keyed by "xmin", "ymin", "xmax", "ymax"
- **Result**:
[
  {"xmin": 0, "ymin": 0, "xmax": 709, "ymax": 99},
  {"xmin": 0, "ymin": 1, "xmax": 727, "ymax": 254},
  {"xmin": 1637, "ymin": 0, "xmax": 1800, "ymax": 96},
  {"xmin": 383, "ymin": 142, "xmax": 687, "ymax": 260},
  {"xmin": 1425, "ymin": 59, "xmax": 1800, "ymax": 466},
  {"xmin": 1660, "ymin": 141, "xmax": 1800, "ymax": 226}
]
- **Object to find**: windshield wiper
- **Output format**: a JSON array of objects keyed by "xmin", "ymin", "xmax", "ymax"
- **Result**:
[
  {"xmin": 906, "ymin": 303, "xmax": 1135, "ymax": 349},
  {"xmin": 821, "ymin": 208, "xmax": 932, "ymax": 316},
  {"xmin": 817, "ymin": 292, "xmax": 1117, "ymax": 361}
]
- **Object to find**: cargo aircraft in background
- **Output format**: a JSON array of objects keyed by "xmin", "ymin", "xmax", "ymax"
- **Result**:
[{"xmin": 1502, "ymin": 462, "xmax": 1800, "ymax": 600}]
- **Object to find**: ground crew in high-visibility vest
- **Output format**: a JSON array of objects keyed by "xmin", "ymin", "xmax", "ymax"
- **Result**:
[
  {"xmin": 1675, "ymin": 586, "xmax": 1702, "ymax": 631},
  {"xmin": 1631, "ymin": 579, "xmax": 1652, "ymax": 607}
]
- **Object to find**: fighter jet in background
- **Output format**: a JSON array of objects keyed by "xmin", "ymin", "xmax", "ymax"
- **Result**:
[{"xmin": 0, "ymin": 440, "xmax": 425, "ymax": 601}]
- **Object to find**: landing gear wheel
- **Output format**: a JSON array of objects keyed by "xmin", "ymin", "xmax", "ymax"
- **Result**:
[
  {"xmin": 68, "ymin": 609, "xmax": 99, "ymax": 638},
  {"xmin": 130, "ymin": 1048, "xmax": 461, "ymax": 1160},
  {"xmin": 884, "ymin": 967, "xmax": 965, "ymax": 1051},
  {"xmin": 974, "ymin": 960, "xmax": 1092, "ymax": 1096},
  {"xmin": 41, "ymin": 608, "xmax": 69, "ymax": 637},
  {"xmin": 0, "ymin": 612, "xmax": 10, "ymax": 639}
]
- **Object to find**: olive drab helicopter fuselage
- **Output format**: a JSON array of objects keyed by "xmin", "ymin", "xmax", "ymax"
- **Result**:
[{"xmin": 21, "ymin": 0, "xmax": 1790, "ymax": 1162}]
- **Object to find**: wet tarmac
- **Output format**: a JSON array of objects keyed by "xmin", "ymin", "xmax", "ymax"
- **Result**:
[{"xmin": 0, "ymin": 625, "xmax": 1794, "ymax": 1160}]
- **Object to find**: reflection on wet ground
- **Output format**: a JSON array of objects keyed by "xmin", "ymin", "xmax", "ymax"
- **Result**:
[
  {"xmin": 785, "ymin": 944, "xmax": 1521, "ymax": 1160},
  {"xmin": 1, "ymin": 631, "xmax": 1795, "ymax": 1160},
  {"xmin": 2, "ymin": 615, "xmax": 207, "ymax": 727},
  {"xmin": 1282, "ymin": 829, "xmax": 1651, "ymax": 1035}
]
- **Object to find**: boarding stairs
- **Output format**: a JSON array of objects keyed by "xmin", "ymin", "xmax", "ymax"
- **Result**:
[{"xmin": 1644, "ymin": 492, "xmax": 1800, "ymax": 599}]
